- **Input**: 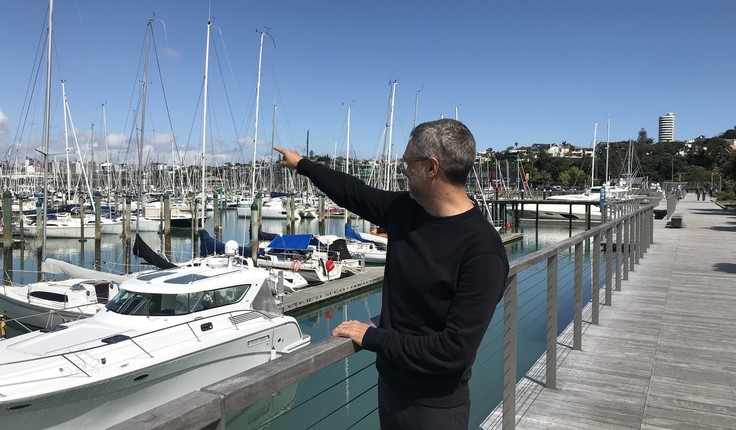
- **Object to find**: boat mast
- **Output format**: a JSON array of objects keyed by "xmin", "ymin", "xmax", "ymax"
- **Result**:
[
  {"xmin": 200, "ymin": 19, "xmax": 212, "ymax": 227},
  {"xmin": 137, "ymin": 19, "xmax": 153, "ymax": 234},
  {"xmin": 384, "ymin": 80, "xmax": 397, "ymax": 191},
  {"xmin": 590, "ymin": 122, "xmax": 598, "ymax": 190},
  {"xmin": 605, "ymin": 118, "xmax": 610, "ymax": 186},
  {"xmin": 61, "ymin": 80, "xmax": 71, "ymax": 205},
  {"xmin": 102, "ymin": 103, "xmax": 111, "ymax": 210},
  {"xmin": 269, "ymin": 103, "xmax": 276, "ymax": 192},
  {"xmin": 251, "ymin": 31, "xmax": 265, "ymax": 199},
  {"xmin": 40, "ymin": 0, "xmax": 54, "ymax": 261},
  {"xmin": 343, "ymin": 104, "xmax": 351, "ymax": 226},
  {"xmin": 412, "ymin": 89, "xmax": 420, "ymax": 129}
]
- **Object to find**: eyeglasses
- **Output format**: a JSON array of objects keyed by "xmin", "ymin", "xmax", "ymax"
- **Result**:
[{"xmin": 400, "ymin": 156, "xmax": 429, "ymax": 171}]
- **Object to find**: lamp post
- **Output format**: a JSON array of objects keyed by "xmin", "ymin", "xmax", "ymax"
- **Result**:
[{"xmin": 670, "ymin": 154, "xmax": 674, "ymax": 182}]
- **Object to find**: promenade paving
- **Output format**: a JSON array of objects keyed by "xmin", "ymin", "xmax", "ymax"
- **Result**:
[{"xmin": 509, "ymin": 193, "xmax": 736, "ymax": 429}]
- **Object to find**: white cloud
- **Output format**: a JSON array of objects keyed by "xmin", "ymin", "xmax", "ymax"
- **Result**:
[
  {"xmin": 165, "ymin": 47, "xmax": 183, "ymax": 59},
  {"xmin": 0, "ymin": 108, "xmax": 8, "ymax": 136}
]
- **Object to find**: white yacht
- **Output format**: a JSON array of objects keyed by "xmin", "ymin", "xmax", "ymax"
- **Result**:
[
  {"xmin": 0, "ymin": 278, "xmax": 120, "ymax": 329},
  {"xmin": 0, "ymin": 244, "xmax": 310, "ymax": 429}
]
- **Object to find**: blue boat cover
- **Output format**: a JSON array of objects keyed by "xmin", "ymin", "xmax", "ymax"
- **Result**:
[
  {"xmin": 267, "ymin": 234, "xmax": 313, "ymax": 250},
  {"xmin": 199, "ymin": 229, "xmax": 252, "ymax": 258},
  {"xmin": 345, "ymin": 224, "xmax": 371, "ymax": 243}
]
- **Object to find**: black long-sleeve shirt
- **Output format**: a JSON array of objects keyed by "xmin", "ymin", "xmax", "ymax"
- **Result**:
[{"xmin": 297, "ymin": 159, "xmax": 509, "ymax": 406}]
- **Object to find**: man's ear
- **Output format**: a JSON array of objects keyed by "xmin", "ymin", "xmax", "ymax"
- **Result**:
[{"xmin": 428, "ymin": 157, "xmax": 440, "ymax": 175}]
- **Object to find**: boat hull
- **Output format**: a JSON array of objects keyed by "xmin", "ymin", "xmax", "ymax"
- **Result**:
[{"xmin": 0, "ymin": 317, "xmax": 308, "ymax": 429}]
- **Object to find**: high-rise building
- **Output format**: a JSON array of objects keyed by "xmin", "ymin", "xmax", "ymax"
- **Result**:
[{"xmin": 658, "ymin": 112, "xmax": 675, "ymax": 142}]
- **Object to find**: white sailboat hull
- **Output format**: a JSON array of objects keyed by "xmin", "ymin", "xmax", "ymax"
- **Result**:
[{"xmin": 520, "ymin": 202, "xmax": 602, "ymax": 223}]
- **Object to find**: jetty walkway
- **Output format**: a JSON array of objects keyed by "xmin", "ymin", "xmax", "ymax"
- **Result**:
[{"xmin": 495, "ymin": 193, "xmax": 736, "ymax": 429}]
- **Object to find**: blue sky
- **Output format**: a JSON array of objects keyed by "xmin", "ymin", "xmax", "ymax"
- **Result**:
[{"xmin": 1, "ymin": 1, "xmax": 734, "ymax": 166}]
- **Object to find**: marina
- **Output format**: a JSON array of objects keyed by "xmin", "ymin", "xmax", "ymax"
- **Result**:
[
  {"xmin": 0, "ymin": 3, "xmax": 727, "ymax": 428},
  {"xmin": 2, "ymin": 207, "xmax": 587, "ymax": 429}
]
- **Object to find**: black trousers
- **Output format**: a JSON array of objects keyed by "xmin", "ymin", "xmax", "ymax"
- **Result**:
[{"xmin": 377, "ymin": 378, "xmax": 470, "ymax": 430}]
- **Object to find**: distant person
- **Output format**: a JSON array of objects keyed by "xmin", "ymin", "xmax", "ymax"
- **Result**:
[
  {"xmin": 275, "ymin": 119, "xmax": 509, "ymax": 430},
  {"xmin": 696, "ymin": 188, "xmax": 701, "ymax": 201}
]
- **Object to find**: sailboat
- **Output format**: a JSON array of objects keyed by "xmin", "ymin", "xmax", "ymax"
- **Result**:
[
  {"xmin": 521, "ymin": 123, "xmax": 620, "ymax": 223},
  {"xmin": 0, "ymin": 15, "xmax": 311, "ymax": 429},
  {"xmin": 236, "ymin": 31, "xmax": 267, "ymax": 219}
]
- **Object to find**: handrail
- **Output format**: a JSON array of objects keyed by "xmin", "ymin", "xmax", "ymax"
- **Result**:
[{"xmin": 113, "ymin": 203, "xmax": 654, "ymax": 430}]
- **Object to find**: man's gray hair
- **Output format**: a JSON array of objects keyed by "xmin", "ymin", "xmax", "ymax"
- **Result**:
[{"xmin": 409, "ymin": 119, "xmax": 476, "ymax": 185}]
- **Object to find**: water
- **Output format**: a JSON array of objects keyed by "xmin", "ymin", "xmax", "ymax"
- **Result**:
[{"xmin": 1, "ymin": 212, "xmax": 592, "ymax": 429}]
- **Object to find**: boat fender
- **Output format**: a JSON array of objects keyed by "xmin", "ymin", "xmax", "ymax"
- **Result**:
[
  {"xmin": 0, "ymin": 315, "xmax": 5, "ymax": 338},
  {"xmin": 270, "ymin": 347, "xmax": 276, "ymax": 360},
  {"xmin": 290, "ymin": 259, "xmax": 301, "ymax": 272}
]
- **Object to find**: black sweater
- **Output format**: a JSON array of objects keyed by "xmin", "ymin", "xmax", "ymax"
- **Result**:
[{"xmin": 297, "ymin": 159, "xmax": 509, "ymax": 407}]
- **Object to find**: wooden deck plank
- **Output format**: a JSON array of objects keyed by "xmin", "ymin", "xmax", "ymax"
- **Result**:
[{"xmin": 484, "ymin": 194, "xmax": 736, "ymax": 429}]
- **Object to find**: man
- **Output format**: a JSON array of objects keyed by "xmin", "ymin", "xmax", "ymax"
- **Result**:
[{"xmin": 275, "ymin": 119, "xmax": 508, "ymax": 430}]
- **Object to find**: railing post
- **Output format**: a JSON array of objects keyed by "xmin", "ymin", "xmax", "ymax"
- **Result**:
[
  {"xmin": 647, "ymin": 207, "xmax": 653, "ymax": 251},
  {"xmin": 605, "ymin": 227, "xmax": 613, "ymax": 305},
  {"xmin": 629, "ymin": 213, "xmax": 641, "ymax": 266},
  {"xmin": 546, "ymin": 255, "xmax": 558, "ymax": 389},
  {"xmin": 623, "ymin": 217, "xmax": 630, "ymax": 280},
  {"xmin": 615, "ymin": 221, "xmax": 623, "ymax": 291},
  {"xmin": 502, "ymin": 274, "xmax": 518, "ymax": 430},
  {"xmin": 573, "ymin": 242, "xmax": 583, "ymax": 350},
  {"xmin": 592, "ymin": 232, "xmax": 601, "ymax": 324}
]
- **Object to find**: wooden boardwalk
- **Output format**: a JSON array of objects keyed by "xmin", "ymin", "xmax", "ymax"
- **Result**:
[{"xmin": 500, "ymin": 194, "xmax": 736, "ymax": 429}]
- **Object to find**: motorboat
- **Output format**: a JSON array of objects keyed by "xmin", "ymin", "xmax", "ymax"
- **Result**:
[
  {"xmin": 0, "ymin": 278, "xmax": 119, "ymax": 330},
  {"xmin": 22, "ymin": 214, "xmax": 123, "ymax": 238},
  {"xmin": 314, "ymin": 224, "xmax": 387, "ymax": 265},
  {"xmin": 0, "ymin": 243, "xmax": 311, "ymax": 429},
  {"xmin": 236, "ymin": 197, "xmax": 300, "ymax": 221},
  {"xmin": 258, "ymin": 234, "xmax": 347, "ymax": 284},
  {"xmin": 0, "ymin": 259, "xmax": 128, "ymax": 330},
  {"xmin": 195, "ymin": 230, "xmax": 311, "ymax": 292}
]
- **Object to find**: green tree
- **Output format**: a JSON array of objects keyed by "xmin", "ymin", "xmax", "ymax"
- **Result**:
[
  {"xmin": 559, "ymin": 166, "xmax": 587, "ymax": 188},
  {"xmin": 637, "ymin": 128, "xmax": 652, "ymax": 144},
  {"xmin": 721, "ymin": 128, "xmax": 736, "ymax": 140}
]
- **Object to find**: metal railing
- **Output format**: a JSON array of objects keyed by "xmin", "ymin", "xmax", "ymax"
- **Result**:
[
  {"xmin": 495, "ymin": 203, "xmax": 652, "ymax": 429},
  {"xmin": 113, "ymin": 203, "xmax": 654, "ymax": 430}
]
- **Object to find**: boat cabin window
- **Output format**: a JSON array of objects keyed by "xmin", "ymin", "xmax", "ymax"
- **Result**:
[
  {"xmin": 29, "ymin": 291, "xmax": 68, "ymax": 303},
  {"xmin": 106, "ymin": 285, "xmax": 251, "ymax": 316}
]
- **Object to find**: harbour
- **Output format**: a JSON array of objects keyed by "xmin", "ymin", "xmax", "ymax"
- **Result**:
[
  {"xmin": 1, "ymin": 2, "xmax": 729, "ymax": 428},
  {"xmin": 1, "ymin": 207, "xmax": 592, "ymax": 429}
]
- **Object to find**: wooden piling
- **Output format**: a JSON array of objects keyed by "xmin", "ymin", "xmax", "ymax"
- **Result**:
[
  {"xmin": 213, "ymin": 192, "xmax": 221, "ymax": 241},
  {"xmin": 78, "ymin": 195, "xmax": 87, "ymax": 243},
  {"xmin": 250, "ymin": 198, "xmax": 260, "ymax": 267},
  {"xmin": 318, "ymin": 195, "xmax": 325, "ymax": 236},
  {"xmin": 94, "ymin": 193, "xmax": 101, "ymax": 271},
  {"xmin": 163, "ymin": 193, "xmax": 171, "ymax": 235},
  {"xmin": 35, "ymin": 198, "xmax": 43, "ymax": 237},
  {"xmin": 2, "ymin": 190, "xmax": 12, "ymax": 249}
]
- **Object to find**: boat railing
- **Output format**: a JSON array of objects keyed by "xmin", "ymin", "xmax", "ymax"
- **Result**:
[
  {"xmin": 112, "ymin": 204, "xmax": 655, "ymax": 430},
  {"xmin": 1, "ymin": 304, "xmax": 96, "ymax": 334}
]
